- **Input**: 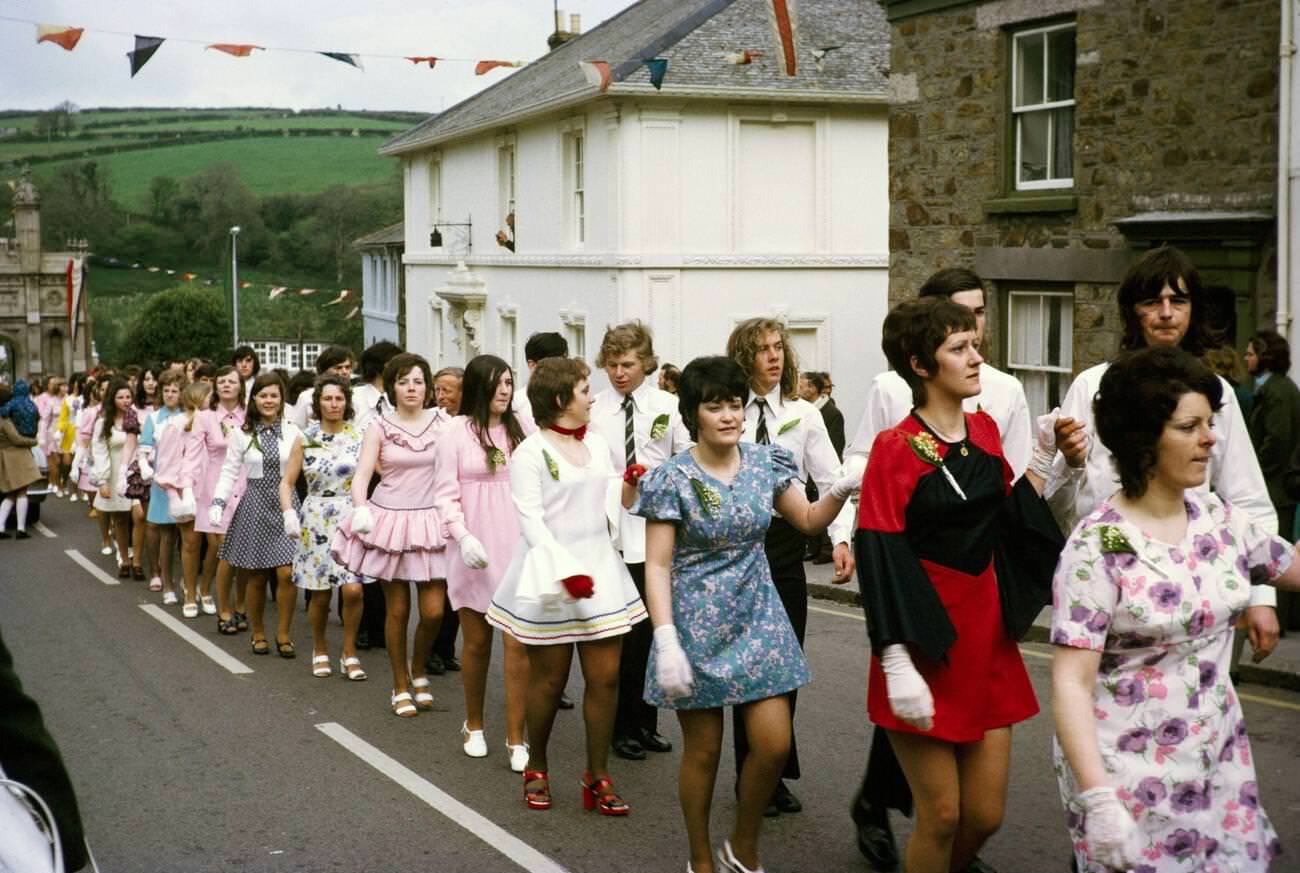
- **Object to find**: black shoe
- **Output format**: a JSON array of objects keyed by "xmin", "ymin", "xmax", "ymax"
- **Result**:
[
  {"xmin": 558, "ymin": 692, "xmax": 575, "ymax": 710},
  {"xmin": 425, "ymin": 653, "xmax": 445, "ymax": 676},
  {"xmin": 850, "ymin": 799, "xmax": 899, "ymax": 872},
  {"xmin": 441, "ymin": 654, "xmax": 461, "ymax": 672},
  {"xmin": 772, "ymin": 780, "xmax": 802, "ymax": 813},
  {"xmin": 0, "ymin": 531, "xmax": 9, "ymax": 539},
  {"xmin": 612, "ymin": 735, "xmax": 646, "ymax": 760},
  {"xmin": 957, "ymin": 857, "xmax": 998, "ymax": 873},
  {"xmin": 15, "ymin": 530, "xmax": 30, "ymax": 540},
  {"xmin": 636, "ymin": 728, "xmax": 672, "ymax": 754},
  {"xmin": 356, "ymin": 628, "xmax": 371, "ymax": 650}
]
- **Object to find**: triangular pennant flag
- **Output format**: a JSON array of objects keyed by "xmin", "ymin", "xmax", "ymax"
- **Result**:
[
  {"xmin": 475, "ymin": 60, "xmax": 522, "ymax": 75},
  {"xmin": 182, "ymin": 272, "xmax": 196, "ymax": 281},
  {"xmin": 319, "ymin": 52, "xmax": 363, "ymax": 70},
  {"xmin": 643, "ymin": 58, "xmax": 668, "ymax": 90},
  {"xmin": 268, "ymin": 286, "xmax": 288, "ymax": 300},
  {"xmin": 207, "ymin": 44, "xmax": 263, "ymax": 57},
  {"xmin": 146, "ymin": 266, "xmax": 160, "ymax": 273},
  {"xmin": 239, "ymin": 280, "xmax": 252, "ymax": 288},
  {"xmin": 723, "ymin": 50, "xmax": 763, "ymax": 65},
  {"xmin": 298, "ymin": 288, "xmax": 317, "ymax": 296},
  {"xmin": 323, "ymin": 289, "xmax": 352, "ymax": 306},
  {"xmin": 812, "ymin": 45, "xmax": 841, "ymax": 72},
  {"xmin": 579, "ymin": 60, "xmax": 611, "ymax": 93},
  {"xmin": 128, "ymin": 35, "xmax": 165, "ymax": 78},
  {"xmin": 768, "ymin": 0, "xmax": 799, "ymax": 76},
  {"xmin": 344, "ymin": 305, "xmax": 360, "ymax": 321},
  {"xmin": 37, "ymin": 24, "xmax": 84, "ymax": 51},
  {"xmin": 406, "ymin": 56, "xmax": 438, "ymax": 68},
  {"xmin": 165, "ymin": 269, "xmax": 176, "ymax": 275}
]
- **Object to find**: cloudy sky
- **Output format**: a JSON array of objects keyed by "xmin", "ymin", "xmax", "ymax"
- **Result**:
[{"xmin": 1, "ymin": 0, "xmax": 633, "ymax": 113}]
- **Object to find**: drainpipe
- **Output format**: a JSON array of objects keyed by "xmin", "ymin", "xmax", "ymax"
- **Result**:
[{"xmin": 1278, "ymin": 0, "xmax": 1296, "ymax": 357}]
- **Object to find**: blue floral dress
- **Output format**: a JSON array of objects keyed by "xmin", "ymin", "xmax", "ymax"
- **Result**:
[
  {"xmin": 1051, "ymin": 492, "xmax": 1289, "ymax": 873},
  {"xmin": 632, "ymin": 443, "xmax": 811, "ymax": 709},
  {"xmin": 293, "ymin": 422, "xmax": 365, "ymax": 591}
]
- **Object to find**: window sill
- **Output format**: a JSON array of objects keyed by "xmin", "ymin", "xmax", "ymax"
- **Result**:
[{"xmin": 983, "ymin": 194, "xmax": 1078, "ymax": 215}]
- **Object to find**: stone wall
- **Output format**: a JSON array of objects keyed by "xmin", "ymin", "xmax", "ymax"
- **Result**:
[{"xmin": 888, "ymin": 0, "xmax": 1280, "ymax": 370}]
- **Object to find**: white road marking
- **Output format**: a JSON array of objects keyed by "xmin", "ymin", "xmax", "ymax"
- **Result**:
[
  {"xmin": 809, "ymin": 603, "xmax": 863, "ymax": 621},
  {"xmin": 65, "ymin": 548, "xmax": 120, "ymax": 586},
  {"xmin": 315, "ymin": 722, "xmax": 569, "ymax": 873},
  {"xmin": 33, "ymin": 521, "xmax": 56, "ymax": 538},
  {"xmin": 138, "ymin": 604, "xmax": 254, "ymax": 675}
]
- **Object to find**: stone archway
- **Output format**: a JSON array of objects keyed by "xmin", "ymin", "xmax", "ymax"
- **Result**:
[{"xmin": 0, "ymin": 334, "xmax": 19, "ymax": 386}]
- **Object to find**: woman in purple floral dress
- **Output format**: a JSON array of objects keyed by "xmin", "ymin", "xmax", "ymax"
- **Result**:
[{"xmin": 1051, "ymin": 348, "xmax": 1300, "ymax": 873}]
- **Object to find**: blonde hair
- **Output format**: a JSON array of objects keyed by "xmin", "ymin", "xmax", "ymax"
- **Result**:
[
  {"xmin": 726, "ymin": 317, "xmax": 799, "ymax": 399},
  {"xmin": 595, "ymin": 321, "xmax": 658, "ymax": 375},
  {"xmin": 181, "ymin": 381, "xmax": 211, "ymax": 430}
]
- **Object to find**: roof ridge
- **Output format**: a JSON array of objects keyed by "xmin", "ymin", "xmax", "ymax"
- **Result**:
[{"xmin": 610, "ymin": 0, "xmax": 741, "ymax": 81}]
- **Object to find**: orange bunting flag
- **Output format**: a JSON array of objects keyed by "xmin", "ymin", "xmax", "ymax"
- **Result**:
[
  {"xmin": 207, "ymin": 44, "xmax": 263, "ymax": 57},
  {"xmin": 475, "ymin": 59, "xmax": 522, "ymax": 75},
  {"xmin": 239, "ymin": 280, "xmax": 252, "ymax": 288},
  {"xmin": 579, "ymin": 60, "xmax": 611, "ymax": 93},
  {"xmin": 344, "ymin": 305, "xmax": 360, "ymax": 320},
  {"xmin": 406, "ymin": 56, "xmax": 438, "ymax": 68},
  {"xmin": 37, "ymin": 24, "xmax": 84, "ymax": 51},
  {"xmin": 268, "ymin": 286, "xmax": 288, "ymax": 300},
  {"xmin": 298, "ymin": 288, "xmax": 317, "ymax": 296},
  {"xmin": 322, "ymin": 289, "xmax": 351, "ymax": 307},
  {"xmin": 723, "ymin": 50, "xmax": 764, "ymax": 65},
  {"xmin": 182, "ymin": 272, "xmax": 196, "ymax": 281}
]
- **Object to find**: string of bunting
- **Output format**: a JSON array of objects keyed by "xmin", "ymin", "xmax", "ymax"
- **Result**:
[{"xmin": 6, "ymin": 2, "xmax": 819, "ymax": 88}]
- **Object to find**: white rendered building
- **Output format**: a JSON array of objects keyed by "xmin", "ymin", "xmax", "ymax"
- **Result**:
[{"xmin": 381, "ymin": 0, "xmax": 891, "ymax": 423}]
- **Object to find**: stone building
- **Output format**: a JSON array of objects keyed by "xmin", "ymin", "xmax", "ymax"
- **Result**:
[
  {"xmin": 883, "ymin": 0, "xmax": 1281, "ymax": 416},
  {"xmin": 0, "ymin": 169, "xmax": 92, "ymax": 384}
]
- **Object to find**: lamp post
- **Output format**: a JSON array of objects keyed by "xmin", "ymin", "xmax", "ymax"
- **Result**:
[{"xmin": 230, "ymin": 225, "xmax": 241, "ymax": 348}]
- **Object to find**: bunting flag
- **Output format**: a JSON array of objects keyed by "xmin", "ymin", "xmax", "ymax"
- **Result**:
[
  {"xmin": 723, "ymin": 49, "xmax": 763, "ymax": 65},
  {"xmin": 182, "ymin": 272, "xmax": 196, "ymax": 281},
  {"xmin": 643, "ymin": 58, "xmax": 668, "ymax": 90},
  {"xmin": 344, "ymin": 305, "xmax": 360, "ymax": 320},
  {"xmin": 268, "ymin": 286, "xmax": 288, "ymax": 299},
  {"xmin": 475, "ymin": 59, "xmax": 522, "ymax": 75},
  {"xmin": 322, "ymin": 289, "xmax": 352, "ymax": 306},
  {"xmin": 406, "ymin": 56, "xmax": 438, "ymax": 68},
  {"xmin": 767, "ymin": 0, "xmax": 798, "ymax": 76},
  {"xmin": 128, "ymin": 35, "xmax": 165, "ymax": 77},
  {"xmin": 146, "ymin": 266, "xmax": 160, "ymax": 273},
  {"xmin": 37, "ymin": 24, "xmax": 84, "ymax": 51},
  {"xmin": 207, "ymin": 44, "xmax": 263, "ymax": 57},
  {"xmin": 319, "ymin": 51, "xmax": 363, "ymax": 70},
  {"xmin": 298, "ymin": 288, "xmax": 318, "ymax": 296},
  {"xmin": 812, "ymin": 45, "xmax": 840, "ymax": 73},
  {"xmin": 579, "ymin": 60, "xmax": 611, "ymax": 93},
  {"xmin": 240, "ymin": 280, "xmax": 252, "ymax": 288},
  {"xmin": 165, "ymin": 269, "xmax": 175, "ymax": 275},
  {"xmin": 66, "ymin": 257, "xmax": 85, "ymax": 342}
]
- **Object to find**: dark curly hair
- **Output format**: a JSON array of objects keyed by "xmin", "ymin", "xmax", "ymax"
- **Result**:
[
  {"xmin": 1094, "ymin": 347, "xmax": 1223, "ymax": 498},
  {"xmin": 1117, "ymin": 245, "xmax": 1210, "ymax": 356},
  {"xmin": 677, "ymin": 356, "xmax": 750, "ymax": 441},
  {"xmin": 1248, "ymin": 329, "xmax": 1291, "ymax": 375},
  {"xmin": 881, "ymin": 297, "xmax": 977, "ymax": 407}
]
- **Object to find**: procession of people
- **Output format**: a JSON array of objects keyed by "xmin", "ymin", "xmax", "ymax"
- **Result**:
[{"xmin": 3, "ymin": 246, "xmax": 1298, "ymax": 873}]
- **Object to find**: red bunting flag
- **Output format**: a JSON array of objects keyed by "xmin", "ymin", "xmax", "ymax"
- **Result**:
[
  {"xmin": 182, "ymin": 272, "xmax": 196, "ymax": 281},
  {"xmin": 767, "ymin": 0, "xmax": 799, "ymax": 76},
  {"xmin": 723, "ymin": 50, "xmax": 764, "ymax": 65},
  {"xmin": 36, "ymin": 24, "xmax": 84, "ymax": 51},
  {"xmin": 579, "ymin": 60, "xmax": 611, "ymax": 93},
  {"xmin": 207, "ymin": 44, "xmax": 263, "ymax": 57},
  {"xmin": 406, "ymin": 56, "xmax": 438, "ymax": 68},
  {"xmin": 475, "ymin": 60, "xmax": 522, "ymax": 75}
]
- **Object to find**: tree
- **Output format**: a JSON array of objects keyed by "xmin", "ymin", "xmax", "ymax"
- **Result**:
[
  {"xmin": 121, "ymin": 284, "xmax": 231, "ymax": 363},
  {"xmin": 38, "ymin": 160, "xmax": 120, "ymax": 248},
  {"xmin": 148, "ymin": 175, "xmax": 180, "ymax": 225},
  {"xmin": 177, "ymin": 162, "xmax": 265, "ymax": 263}
]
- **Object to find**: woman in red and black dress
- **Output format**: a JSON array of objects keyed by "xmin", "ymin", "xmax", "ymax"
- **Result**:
[{"xmin": 855, "ymin": 297, "xmax": 1079, "ymax": 873}]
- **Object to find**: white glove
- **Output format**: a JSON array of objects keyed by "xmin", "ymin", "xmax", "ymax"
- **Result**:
[
  {"xmin": 350, "ymin": 505, "xmax": 374, "ymax": 535},
  {"xmin": 653, "ymin": 625, "xmax": 694, "ymax": 700},
  {"xmin": 1077, "ymin": 786, "xmax": 1143, "ymax": 871},
  {"xmin": 115, "ymin": 465, "xmax": 130, "ymax": 495},
  {"xmin": 459, "ymin": 533, "xmax": 489, "ymax": 570},
  {"xmin": 880, "ymin": 644, "xmax": 934, "ymax": 731},
  {"xmin": 829, "ymin": 469, "xmax": 862, "ymax": 501},
  {"xmin": 138, "ymin": 453, "xmax": 155, "ymax": 483},
  {"xmin": 207, "ymin": 504, "xmax": 225, "ymax": 528},
  {"xmin": 68, "ymin": 452, "xmax": 82, "ymax": 483},
  {"xmin": 172, "ymin": 488, "xmax": 196, "ymax": 522},
  {"xmin": 1027, "ymin": 407, "xmax": 1061, "ymax": 481},
  {"xmin": 283, "ymin": 509, "xmax": 301, "ymax": 539}
]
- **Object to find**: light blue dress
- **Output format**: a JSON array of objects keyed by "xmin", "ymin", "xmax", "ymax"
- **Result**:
[
  {"xmin": 142, "ymin": 406, "xmax": 181, "ymax": 525},
  {"xmin": 632, "ymin": 443, "xmax": 811, "ymax": 709}
]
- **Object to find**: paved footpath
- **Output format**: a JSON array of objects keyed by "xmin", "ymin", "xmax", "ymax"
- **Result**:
[{"xmin": 2, "ymin": 498, "xmax": 1298, "ymax": 872}]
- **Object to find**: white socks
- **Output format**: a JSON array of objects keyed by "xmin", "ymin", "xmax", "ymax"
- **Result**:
[
  {"xmin": 14, "ymin": 496, "xmax": 27, "ymax": 531},
  {"xmin": 0, "ymin": 497, "xmax": 11, "ymax": 531}
]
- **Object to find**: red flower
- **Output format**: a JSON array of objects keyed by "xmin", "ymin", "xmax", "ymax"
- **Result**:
[
  {"xmin": 623, "ymin": 463, "xmax": 647, "ymax": 486},
  {"xmin": 562, "ymin": 574, "xmax": 594, "ymax": 599}
]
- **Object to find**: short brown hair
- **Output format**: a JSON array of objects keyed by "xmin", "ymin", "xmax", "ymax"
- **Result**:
[
  {"xmin": 882, "ymin": 297, "xmax": 977, "ymax": 407},
  {"xmin": 312, "ymin": 374, "xmax": 355, "ymax": 421},
  {"xmin": 596, "ymin": 321, "xmax": 658, "ymax": 375},
  {"xmin": 528, "ymin": 357, "xmax": 591, "ymax": 426},
  {"xmin": 158, "ymin": 368, "xmax": 186, "ymax": 391},
  {"xmin": 383, "ymin": 353, "xmax": 434, "ymax": 407},
  {"xmin": 726, "ymin": 318, "xmax": 798, "ymax": 398}
]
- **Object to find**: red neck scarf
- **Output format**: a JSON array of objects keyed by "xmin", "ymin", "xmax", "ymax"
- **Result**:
[{"xmin": 548, "ymin": 423, "xmax": 587, "ymax": 440}]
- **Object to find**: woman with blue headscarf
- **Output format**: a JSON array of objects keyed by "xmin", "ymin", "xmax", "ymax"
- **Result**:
[
  {"xmin": 0, "ymin": 383, "xmax": 42, "ymax": 538},
  {"xmin": 0, "ymin": 380, "xmax": 40, "ymax": 439}
]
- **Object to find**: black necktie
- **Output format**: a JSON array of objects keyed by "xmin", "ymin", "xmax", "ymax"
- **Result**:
[
  {"xmin": 622, "ymin": 394, "xmax": 637, "ymax": 467},
  {"xmin": 755, "ymin": 398, "xmax": 770, "ymax": 445}
]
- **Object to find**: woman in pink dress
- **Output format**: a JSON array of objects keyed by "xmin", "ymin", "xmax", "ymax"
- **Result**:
[
  {"xmin": 156, "ymin": 380, "xmax": 211, "ymax": 616},
  {"xmin": 191, "ymin": 366, "xmax": 248, "ymax": 633},
  {"xmin": 434, "ymin": 354, "xmax": 534, "ymax": 769},
  {"xmin": 333, "ymin": 353, "xmax": 450, "ymax": 718}
]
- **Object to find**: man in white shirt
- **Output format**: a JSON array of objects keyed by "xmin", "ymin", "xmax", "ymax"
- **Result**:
[
  {"xmin": 590, "ymin": 322, "xmax": 692, "ymax": 761},
  {"xmin": 1045, "ymin": 246, "xmax": 1279, "ymax": 648},
  {"xmin": 287, "ymin": 346, "xmax": 354, "ymax": 429},
  {"xmin": 352, "ymin": 340, "xmax": 402, "ymax": 436},
  {"xmin": 512, "ymin": 332, "xmax": 568, "ymax": 427},
  {"xmin": 727, "ymin": 317, "xmax": 856, "ymax": 817},
  {"xmin": 231, "ymin": 346, "xmax": 260, "ymax": 404}
]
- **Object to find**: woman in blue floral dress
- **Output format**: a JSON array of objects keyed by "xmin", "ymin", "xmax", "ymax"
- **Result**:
[
  {"xmin": 633, "ymin": 355, "xmax": 859, "ymax": 873},
  {"xmin": 283, "ymin": 376, "xmax": 367, "ymax": 681},
  {"xmin": 1052, "ymin": 348, "xmax": 1300, "ymax": 873}
]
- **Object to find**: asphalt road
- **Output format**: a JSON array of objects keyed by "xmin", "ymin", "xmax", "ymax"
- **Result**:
[{"xmin": 3, "ymin": 497, "xmax": 1299, "ymax": 873}]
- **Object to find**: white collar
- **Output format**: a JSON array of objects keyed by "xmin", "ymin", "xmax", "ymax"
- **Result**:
[
  {"xmin": 748, "ymin": 383, "xmax": 783, "ymax": 412},
  {"xmin": 813, "ymin": 395, "xmax": 828, "ymax": 410}
]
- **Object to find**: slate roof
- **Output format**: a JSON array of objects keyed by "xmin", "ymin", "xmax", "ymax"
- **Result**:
[
  {"xmin": 381, "ymin": 0, "xmax": 889, "ymax": 155},
  {"xmin": 351, "ymin": 221, "xmax": 404, "ymax": 249}
]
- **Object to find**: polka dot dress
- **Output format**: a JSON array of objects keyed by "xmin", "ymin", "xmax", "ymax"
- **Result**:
[{"xmin": 219, "ymin": 424, "xmax": 298, "ymax": 570}]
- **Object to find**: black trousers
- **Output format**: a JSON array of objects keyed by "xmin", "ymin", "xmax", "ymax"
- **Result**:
[
  {"xmin": 615, "ymin": 561, "xmax": 658, "ymax": 738},
  {"xmin": 434, "ymin": 606, "xmax": 460, "ymax": 660},
  {"xmin": 733, "ymin": 518, "xmax": 807, "ymax": 782},
  {"xmin": 853, "ymin": 726, "xmax": 914, "ymax": 817}
]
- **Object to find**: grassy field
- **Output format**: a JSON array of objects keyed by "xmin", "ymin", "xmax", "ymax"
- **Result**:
[{"xmin": 30, "ymin": 135, "xmax": 400, "ymax": 210}]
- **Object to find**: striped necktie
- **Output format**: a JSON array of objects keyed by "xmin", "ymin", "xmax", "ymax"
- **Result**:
[
  {"xmin": 755, "ymin": 397, "xmax": 770, "ymax": 445},
  {"xmin": 622, "ymin": 394, "xmax": 637, "ymax": 467}
]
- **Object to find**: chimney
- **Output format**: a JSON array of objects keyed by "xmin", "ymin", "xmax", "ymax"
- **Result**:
[
  {"xmin": 570, "ymin": 13, "xmax": 581, "ymax": 33},
  {"xmin": 547, "ymin": 8, "xmax": 577, "ymax": 51}
]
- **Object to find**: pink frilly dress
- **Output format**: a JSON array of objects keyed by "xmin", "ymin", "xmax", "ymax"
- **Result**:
[
  {"xmin": 432, "ymin": 416, "xmax": 535, "ymax": 612},
  {"xmin": 331, "ymin": 412, "xmax": 448, "ymax": 582}
]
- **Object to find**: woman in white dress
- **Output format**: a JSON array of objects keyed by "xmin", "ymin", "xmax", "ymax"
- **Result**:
[
  {"xmin": 487, "ymin": 357, "xmax": 647, "ymax": 816},
  {"xmin": 91, "ymin": 379, "xmax": 138, "ymax": 576}
]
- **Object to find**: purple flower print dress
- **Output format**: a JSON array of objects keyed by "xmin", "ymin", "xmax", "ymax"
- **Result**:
[{"xmin": 1051, "ymin": 492, "xmax": 1289, "ymax": 873}]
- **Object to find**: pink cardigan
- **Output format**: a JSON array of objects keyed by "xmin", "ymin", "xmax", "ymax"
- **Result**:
[{"xmin": 193, "ymin": 405, "xmax": 246, "ymax": 534}]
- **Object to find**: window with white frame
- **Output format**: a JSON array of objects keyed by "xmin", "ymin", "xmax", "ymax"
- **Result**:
[
  {"xmin": 1012, "ymin": 22, "xmax": 1075, "ymax": 190},
  {"xmin": 499, "ymin": 306, "xmax": 519, "ymax": 371},
  {"xmin": 498, "ymin": 143, "xmax": 516, "ymax": 240},
  {"xmin": 1006, "ymin": 289, "xmax": 1073, "ymax": 418},
  {"xmin": 428, "ymin": 156, "xmax": 442, "ymax": 239},
  {"xmin": 568, "ymin": 131, "xmax": 585, "ymax": 244},
  {"xmin": 561, "ymin": 311, "xmax": 587, "ymax": 360},
  {"xmin": 429, "ymin": 300, "xmax": 445, "ymax": 369}
]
